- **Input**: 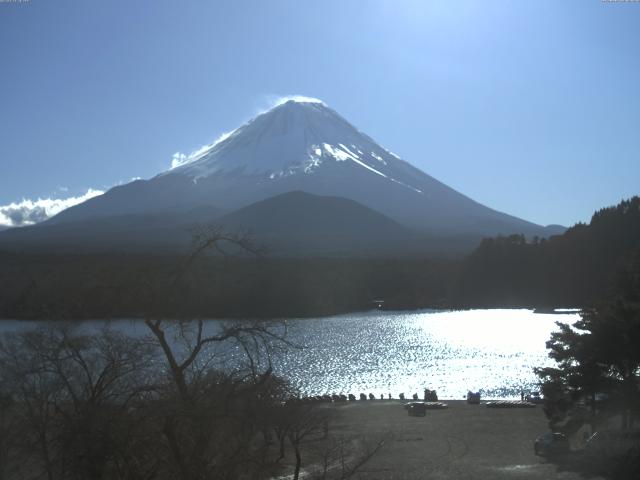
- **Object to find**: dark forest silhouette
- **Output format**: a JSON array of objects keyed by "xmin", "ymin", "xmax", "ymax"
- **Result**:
[
  {"xmin": 1, "ymin": 197, "xmax": 638, "ymax": 319},
  {"xmin": 455, "ymin": 196, "xmax": 640, "ymax": 308}
]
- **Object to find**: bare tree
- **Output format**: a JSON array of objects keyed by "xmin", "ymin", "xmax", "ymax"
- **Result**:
[
  {"xmin": 285, "ymin": 405, "xmax": 330, "ymax": 480},
  {"xmin": 0, "ymin": 324, "xmax": 157, "ymax": 480},
  {"xmin": 139, "ymin": 225, "xmax": 296, "ymax": 479},
  {"xmin": 0, "ymin": 225, "xmax": 383, "ymax": 479}
]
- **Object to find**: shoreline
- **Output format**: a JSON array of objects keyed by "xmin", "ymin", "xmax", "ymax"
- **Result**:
[{"xmin": 0, "ymin": 305, "xmax": 583, "ymax": 323}]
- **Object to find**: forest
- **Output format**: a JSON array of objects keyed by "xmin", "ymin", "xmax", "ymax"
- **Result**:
[
  {"xmin": 0, "ymin": 197, "xmax": 638, "ymax": 320},
  {"xmin": 454, "ymin": 196, "xmax": 640, "ymax": 308}
]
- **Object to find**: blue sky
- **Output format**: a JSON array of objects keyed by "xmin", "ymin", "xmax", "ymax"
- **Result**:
[{"xmin": 0, "ymin": 0, "xmax": 638, "ymax": 227}]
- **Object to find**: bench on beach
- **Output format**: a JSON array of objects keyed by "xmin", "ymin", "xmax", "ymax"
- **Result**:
[{"xmin": 403, "ymin": 401, "xmax": 448, "ymax": 414}]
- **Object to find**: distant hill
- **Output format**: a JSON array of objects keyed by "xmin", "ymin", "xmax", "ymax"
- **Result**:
[
  {"xmin": 216, "ymin": 191, "xmax": 427, "ymax": 256},
  {"xmin": 0, "ymin": 191, "xmax": 484, "ymax": 256}
]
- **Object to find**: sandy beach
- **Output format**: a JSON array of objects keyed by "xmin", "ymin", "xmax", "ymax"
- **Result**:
[{"xmin": 287, "ymin": 400, "xmax": 603, "ymax": 480}]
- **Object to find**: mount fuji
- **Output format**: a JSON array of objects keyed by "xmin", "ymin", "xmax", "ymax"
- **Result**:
[{"xmin": 0, "ymin": 99, "xmax": 563, "ymax": 255}]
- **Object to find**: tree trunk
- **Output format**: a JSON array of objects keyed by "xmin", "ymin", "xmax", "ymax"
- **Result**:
[
  {"xmin": 144, "ymin": 320, "xmax": 190, "ymax": 402},
  {"xmin": 38, "ymin": 430, "xmax": 55, "ymax": 480},
  {"xmin": 276, "ymin": 433, "xmax": 286, "ymax": 462},
  {"xmin": 293, "ymin": 443, "xmax": 301, "ymax": 480},
  {"xmin": 163, "ymin": 416, "xmax": 192, "ymax": 480}
]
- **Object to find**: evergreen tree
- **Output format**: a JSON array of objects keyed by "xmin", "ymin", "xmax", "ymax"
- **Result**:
[{"xmin": 536, "ymin": 253, "xmax": 640, "ymax": 432}]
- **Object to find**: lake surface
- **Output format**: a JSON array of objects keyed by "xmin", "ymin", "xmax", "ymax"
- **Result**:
[{"xmin": 0, "ymin": 309, "xmax": 577, "ymax": 400}]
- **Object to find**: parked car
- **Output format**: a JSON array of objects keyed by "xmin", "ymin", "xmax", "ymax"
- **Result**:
[
  {"xmin": 525, "ymin": 391, "xmax": 543, "ymax": 404},
  {"xmin": 534, "ymin": 432, "xmax": 570, "ymax": 456}
]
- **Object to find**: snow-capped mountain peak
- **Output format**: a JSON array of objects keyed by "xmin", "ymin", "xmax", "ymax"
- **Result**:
[
  {"xmin": 40, "ymin": 98, "xmax": 554, "ymax": 240},
  {"xmin": 166, "ymin": 100, "xmax": 422, "ymax": 193}
]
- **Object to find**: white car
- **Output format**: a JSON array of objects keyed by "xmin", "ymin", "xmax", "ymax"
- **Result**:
[{"xmin": 526, "ymin": 391, "xmax": 543, "ymax": 404}]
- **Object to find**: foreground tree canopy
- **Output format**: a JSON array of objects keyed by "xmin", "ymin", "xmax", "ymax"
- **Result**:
[{"xmin": 535, "ymin": 253, "xmax": 640, "ymax": 478}]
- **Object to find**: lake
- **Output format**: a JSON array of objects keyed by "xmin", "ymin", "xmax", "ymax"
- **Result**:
[{"xmin": 0, "ymin": 308, "xmax": 577, "ymax": 400}]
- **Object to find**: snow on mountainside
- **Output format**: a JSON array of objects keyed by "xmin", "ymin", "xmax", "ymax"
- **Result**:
[
  {"xmin": 166, "ymin": 99, "xmax": 423, "ymax": 196},
  {"xmin": 39, "ymin": 98, "xmax": 559, "ymax": 240}
]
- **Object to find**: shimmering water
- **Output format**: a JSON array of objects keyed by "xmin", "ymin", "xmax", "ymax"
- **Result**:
[
  {"xmin": 0, "ymin": 309, "xmax": 577, "ymax": 400},
  {"xmin": 276, "ymin": 309, "xmax": 577, "ymax": 399}
]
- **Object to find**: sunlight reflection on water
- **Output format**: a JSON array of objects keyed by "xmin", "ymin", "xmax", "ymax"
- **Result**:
[
  {"xmin": 0, "ymin": 309, "xmax": 577, "ymax": 400},
  {"xmin": 275, "ymin": 309, "xmax": 577, "ymax": 400}
]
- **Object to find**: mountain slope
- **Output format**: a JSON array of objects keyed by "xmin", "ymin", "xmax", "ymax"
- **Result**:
[
  {"xmin": 216, "ymin": 191, "xmax": 427, "ymax": 256},
  {"xmin": 46, "ymin": 100, "xmax": 558, "ymax": 238},
  {"xmin": 0, "ymin": 99, "xmax": 564, "ymax": 256},
  {"xmin": 0, "ymin": 206, "xmax": 223, "ymax": 254}
]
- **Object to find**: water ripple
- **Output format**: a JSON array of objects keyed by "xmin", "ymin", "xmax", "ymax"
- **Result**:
[
  {"xmin": 271, "ymin": 309, "xmax": 576, "ymax": 400},
  {"xmin": 0, "ymin": 309, "xmax": 576, "ymax": 400}
]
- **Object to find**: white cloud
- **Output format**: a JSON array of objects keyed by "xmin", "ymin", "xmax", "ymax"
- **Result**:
[
  {"xmin": 169, "ymin": 130, "xmax": 234, "ymax": 170},
  {"xmin": 112, "ymin": 176, "xmax": 144, "ymax": 187},
  {"xmin": 256, "ymin": 95, "xmax": 326, "ymax": 117},
  {"xmin": 0, "ymin": 189, "xmax": 104, "ymax": 228},
  {"xmin": 269, "ymin": 95, "xmax": 325, "ymax": 108},
  {"xmin": 170, "ymin": 152, "xmax": 188, "ymax": 169}
]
